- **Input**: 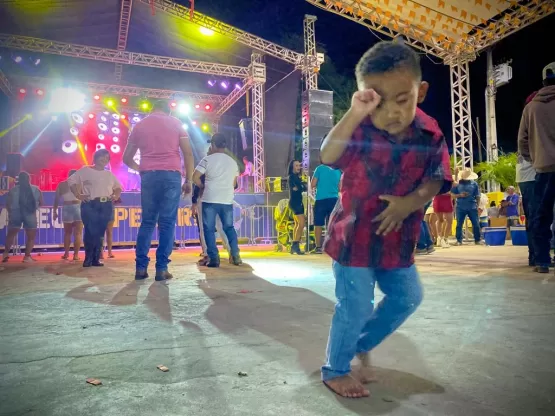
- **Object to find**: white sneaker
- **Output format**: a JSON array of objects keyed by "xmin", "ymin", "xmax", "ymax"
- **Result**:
[
  {"xmin": 441, "ymin": 238, "xmax": 450, "ymax": 248},
  {"xmin": 22, "ymin": 256, "xmax": 36, "ymax": 263}
]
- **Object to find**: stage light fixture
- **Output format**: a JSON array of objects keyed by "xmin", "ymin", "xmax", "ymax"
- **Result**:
[
  {"xmin": 62, "ymin": 140, "xmax": 78, "ymax": 154},
  {"xmin": 113, "ymin": 137, "xmax": 119, "ymax": 142},
  {"xmin": 34, "ymin": 58, "xmax": 41, "ymax": 66},
  {"xmin": 201, "ymin": 123, "xmax": 209, "ymax": 132},
  {"xmin": 35, "ymin": 88, "xmax": 44, "ymax": 96},
  {"xmin": 111, "ymin": 144, "xmax": 121, "ymax": 153},
  {"xmin": 204, "ymin": 104, "xmax": 212, "ymax": 111},
  {"xmin": 195, "ymin": 104, "xmax": 201, "ymax": 109},
  {"xmin": 132, "ymin": 116, "xmax": 141, "ymax": 123},
  {"xmin": 178, "ymin": 103, "xmax": 190, "ymax": 115},
  {"xmin": 120, "ymin": 114, "xmax": 126, "ymax": 120},
  {"xmin": 113, "ymin": 121, "xmax": 119, "ymax": 127},
  {"xmin": 88, "ymin": 113, "xmax": 95, "ymax": 120},
  {"xmin": 98, "ymin": 123, "xmax": 108, "ymax": 131},
  {"xmin": 70, "ymin": 127, "xmax": 79, "ymax": 136},
  {"xmin": 199, "ymin": 27, "xmax": 215, "ymax": 36},
  {"xmin": 48, "ymin": 88, "xmax": 86, "ymax": 113},
  {"xmin": 106, "ymin": 99, "xmax": 115, "ymax": 107},
  {"xmin": 98, "ymin": 134, "xmax": 105, "ymax": 140},
  {"xmin": 140, "ymin": 101, "xmax": 150, "ymax": 111},
  {"xmin": 14, "ymin": 56, "xmax": 22, "ymax": 63},
  {"xmin": 93, "ymin": 94, "xmax": 101, "ymax": 101},
  {"xmin": 121, "ymin": 97, "xmax": 128, "ymax": 104},
  {"xmin": 111, "ymin": 127, "xmax": 120, "ymax": 135},
  {"xmin": 100, "ymin": 116, "xmax": 107, "ymax": 122},
  {"xmin": 170, "ymin": 101, "xmax": 177, "ymax": 109},
  {"xmin": 207, "ymin": 80, "xmax": 216, "ymax": 87},
  {"xmin": 235, "ymin": 83, "xmax": 242, "ymax": 90},
  {"xmin": 71, "ymin": 112, "xmax": 84, "ymax": 124},
  {"xmin": 112, "ymin": 113, "xmax": 120, "ymax": 120},
  {"xmin": 96, "ymin": 143, "xmax": 106, "ymax": 151},
  {"xmin": 182, "ymin": 124, "xmax": 188, "ymax": 130},
  {"xmin": 19, "ymin": 88, "xmax": 26, "ymax": 95},
  {"xmin": 192, "ymin": 121, "xmax": 197, "ymax": 125},
  {"xmin": 220, "ymin": 81, "xmax": 229, "ymax": 89}
]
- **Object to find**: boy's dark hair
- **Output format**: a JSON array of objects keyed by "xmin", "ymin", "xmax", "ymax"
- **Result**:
[
  {"xmin": 356, "ymin": 40, "xmax": 421, "ymax": 81},
  {"xmin": 211, "ymin": 133, "xmax": 227, "ymax": 149},
  {"xmin": 93, "ymin": 148, "xmax": 110, "ymax": 162}
]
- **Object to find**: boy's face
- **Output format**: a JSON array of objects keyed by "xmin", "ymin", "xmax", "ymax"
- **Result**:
[{"xmin": 358, "ymin": 68, "xmax": 429, "ymax": 136}]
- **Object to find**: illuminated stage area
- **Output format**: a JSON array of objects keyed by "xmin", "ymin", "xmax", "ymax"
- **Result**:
[{"xmin": 1, "ymin": 245, "xmax": 554, "ymax": 415}]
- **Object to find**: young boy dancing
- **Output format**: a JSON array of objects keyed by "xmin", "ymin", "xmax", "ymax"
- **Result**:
[{"xmin": 320, "ymin": 41, "xmax": 452, "ymax": 398}]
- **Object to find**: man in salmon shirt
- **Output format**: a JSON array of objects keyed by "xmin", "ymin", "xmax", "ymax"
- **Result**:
[{"xmin": 123, "ymin": 100, "xmax": 194, "ymax": 282}]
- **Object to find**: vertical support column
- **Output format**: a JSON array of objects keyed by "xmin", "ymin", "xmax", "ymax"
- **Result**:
[
  {"xmin": 115, "ymin": 0, "xmax": 134, "ymax": 82},
  {"xmin": 303, "ymin": 15, "xmax": 318, "ymax": 91},
  {"xmin": 250, "ymin": 53, "xmax": 266, "ymax": 193},
  {"xmin": 301, "ymin": 92, "xmax": 310, "ymax": 175},
  {"xmin": 449, "ymin": 61, "xmax": 473, "ymax": 169}
]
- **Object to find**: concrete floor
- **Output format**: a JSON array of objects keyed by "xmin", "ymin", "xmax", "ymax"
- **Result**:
[{"xmin": 0, "ymin": 244, "xmax": 554, "ymax": 416}]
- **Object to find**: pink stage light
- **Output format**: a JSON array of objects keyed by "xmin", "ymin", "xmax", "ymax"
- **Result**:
[
  {"xmin": 88, "ymin": 113, "xmax": 95, "ymax": 120},
  {"xmin": 35, "ymin": 88, "xmax": 44, "ymax": 96},
  {"xmin": 204, "ymin": 104, "xmax": 212, "ymax": 111}
]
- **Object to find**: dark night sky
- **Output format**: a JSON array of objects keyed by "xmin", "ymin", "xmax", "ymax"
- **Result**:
[{"xmin": 190, "ymin": 0, "xmax": 553, "ymax": 157}]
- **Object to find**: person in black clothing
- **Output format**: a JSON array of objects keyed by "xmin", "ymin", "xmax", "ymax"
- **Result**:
[{"xmin": 288, "ymin": 159, "xmax": 306, "ymax": 255}]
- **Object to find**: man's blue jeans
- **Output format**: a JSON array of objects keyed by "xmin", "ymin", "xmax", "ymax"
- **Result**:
[
  {"xmin": 135, "ymin": 171, "xmax": 181, "ymax": 272},
  {"xmin": 519, "ymin": 181, "xmax": 536, "ymax": 263},
  {"xmin": 531, "ymin": 172, "xmax": 555, "ymax": 268},
  {"xmin": 321, "ymin": 262, "xmax": 423, "ymax": 381},
  {"xmin": 417, "ymin": 220, "xmax": 433, "ymax": 250},
  {"xmin": 202, "ymin": 202, "xmax": 240, "ymax": 260},
  {"xmin": 455, "ymin": 207, "xmax": 481, "ymax": 243}
]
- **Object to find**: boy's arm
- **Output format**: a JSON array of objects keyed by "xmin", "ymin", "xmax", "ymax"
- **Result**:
[{"xmin": 320, "ymin": 90, "xmax": 381, "ymax": 166}]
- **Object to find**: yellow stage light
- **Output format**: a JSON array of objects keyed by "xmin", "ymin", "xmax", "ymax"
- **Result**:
[
  {"xmin": 199, "ymin": 27, "xmax": 214, "ymax": 36},
  {"xmin": 201, "ymin": 123, "xmax": 209, "ymax": 132}
]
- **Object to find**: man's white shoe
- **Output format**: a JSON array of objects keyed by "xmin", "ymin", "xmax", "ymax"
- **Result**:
[{"xmin": 441, "ymin": 238, "xmax": 450, "ymax": 248}]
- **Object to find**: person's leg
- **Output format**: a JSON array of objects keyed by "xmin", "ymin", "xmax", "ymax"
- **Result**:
[
  {"xmin": 428, "ymin": 213, "xmax": 438, "ymax": 243},
  {"xmin": 321, "ymin": 262, "xmax": 374, "ymax": 398},
  {"xmin": 313, "ymin": 200, "xmax": 324, "ymax": 249},
  {"xmin": 202, "ymin": 202, "xmax": 219, "ymax": 265},
  {"xmin": 2, "ymin": 228, "xmax": 20, "ymax": 261},
  {"xmin": 23, "ymin": 228, "xmax": 37, "ymax": 259},
  {"xmin": 467, "ymin": 209, "xmax": 482, "ymax": 243},
  {"xmin": 519, "ymin": 181, "xmax": 536, "ymax": 265},
  {"xmin": 155, "ymin": 171, "xmax": 181, "ymax": 276},
  {"xmin": 292, "ymin": 213, "xmax": 305, "ymax": 254},
  {"xmin": 455, "ymin": 208, "xmax": 467, "ymax": 243},
  {"xmin": 416, "ymin": 220, "xmax": 430, "ymax": 251},
  {"xmin": 73, "ymin": 221, "xmax": 83, "ymax": 260},
  {"xmin": 91, "ymin": 202, "xmax": 113, "ymax": 266},
  {"xmin": 219, "ymin": 204, "xmax": 240, "ymax": 263},
  {"xmin": 532, "ymin": 173, "xmax": 555, "ymax": 270},
  {"xmin": 215, "ymin": 215, "xmax": 230, "ymax": 254},
  {"xmin": 135, "ymin": 172, "xmax": 159, "ymax": 275},
  {"xmin": 436, "ymin": 212, "xmax": 445, "ymax": 239},
  {"xmin": 63, "ymin": 222, "xmax": 73, "ymax": 259},
  {"xmin": 197, "ymin": 201, "xmax": 207, "ymax": 256},
  {"xmin": 106, "ymin": 221, "xmax": 114, "ymax": 257},
  {"xmin": 445, "ymin": 212, "xmax": 454, "ymax": 239},
  {"xmin": 80, "ymin": 203, "xmax": 93, "ymax": 266},
  {"xmin": 356, "ymin": 265, "xmax": 423, "ymax": 356}
]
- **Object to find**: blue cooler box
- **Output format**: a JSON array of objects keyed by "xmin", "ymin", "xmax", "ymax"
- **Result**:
[
  {"xmin": 510, "ymin": 226, "xmax": 528, "ymax": 246},
  {"xmin": 484, "ymin": 227, "xmax": 506, "ymax": 246}
]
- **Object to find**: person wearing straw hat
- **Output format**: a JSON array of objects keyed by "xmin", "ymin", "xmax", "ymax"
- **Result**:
[{"xmin": 451, "ymin": 168, "xmax": 481, "ymax": 245}]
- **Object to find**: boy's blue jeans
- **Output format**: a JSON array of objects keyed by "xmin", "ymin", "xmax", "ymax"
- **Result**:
[{"xmin": 321, "ymin": 262, "xmax": 423, "ymax": 381}]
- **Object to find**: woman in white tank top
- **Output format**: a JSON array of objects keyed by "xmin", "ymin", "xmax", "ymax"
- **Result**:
[{"xmin": 53, "ymin": 170, "xmax": 83, "ymax": 261}]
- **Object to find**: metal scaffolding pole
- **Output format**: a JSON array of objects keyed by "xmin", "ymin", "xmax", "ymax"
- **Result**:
[
  {"xmin": 303, "ymin": 15, "xmax": 318, "ymax": 91},
  {"xmin": 250, "ymin": 53, "xmax": 266, "ymax": 193},
  {"xmin": 449, "ymin": 61, "xmax": 473, "ymax": 169},
  {"xmin": 0, "ymin": 69, "xmax": 14, "ymax": 98},
  {"xmin": 115, "ymin": 0, "xmax": 134, "ymax": 82}
]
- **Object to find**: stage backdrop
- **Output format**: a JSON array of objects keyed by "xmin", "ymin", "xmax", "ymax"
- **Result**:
[{"xmin": 0, "ymin": 192, "xmax": 273, "ymax": 248}]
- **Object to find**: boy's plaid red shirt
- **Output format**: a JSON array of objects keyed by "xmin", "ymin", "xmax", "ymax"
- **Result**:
[{"xmin": 324, "ymin": 108, "xmax": 452, "ymax": 269}]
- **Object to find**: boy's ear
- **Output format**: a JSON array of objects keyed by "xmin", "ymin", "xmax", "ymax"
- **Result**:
[{"xmin": 417, "ymin": 81, "xmax": 429, "ymax": 104}]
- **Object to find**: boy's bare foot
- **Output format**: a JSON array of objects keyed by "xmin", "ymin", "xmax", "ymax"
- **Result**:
[
  {"xmin": 323, "ymin": 375, "xmax": 370, "ymax": 398},
  {"xmin": 353, "ymin": 353, "xmax": 377, "ymax": 384}
]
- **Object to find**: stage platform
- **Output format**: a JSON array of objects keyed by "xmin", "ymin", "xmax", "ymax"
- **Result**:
[
  {"xmin": 0, "ymin": 244, "xmax": 554, "ymax": 415},
  {"xmin": 0, "ymin": 191, "xmax": 289, "ymax": 248}
]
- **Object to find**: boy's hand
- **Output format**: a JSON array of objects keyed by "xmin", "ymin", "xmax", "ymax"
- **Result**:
[
  {"xmin": 372, "ymin": 195, "xmax": 413, "ymax": 236},
  {"xmin": 351, "ymin": 89, "xmax": 381, "ymax": 119}
]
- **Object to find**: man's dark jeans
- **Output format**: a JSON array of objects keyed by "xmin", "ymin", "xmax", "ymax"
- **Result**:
[
  {"xmin": 81, "ymin": 200, "xmax": 113, "ymax": 261},
  {"xmin": 417, "ymin": 220, "xmax": 434, "ymax": 250},
  {"xmin": 531, "ymin": 172, "xmax": 555, "ymax": 268},
  {"xmin": 518, "ymin": 181, "xmax": 536, "ymax": 263},
  {"xmin": 455, "ymin": 207, "xmax": 481, "ymax": 243},
  {"xmin": 136, "ymin": 171, "xmax": 181, "ymax": 272},
  {"xmin": 202, "ymin": 202, "xmax": 239, "ymax": 260}
]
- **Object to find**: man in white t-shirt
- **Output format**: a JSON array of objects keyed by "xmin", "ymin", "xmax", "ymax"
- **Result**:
[{"xmin": 193, "ymin": 134, "xmax": 241, "ymax": 267}]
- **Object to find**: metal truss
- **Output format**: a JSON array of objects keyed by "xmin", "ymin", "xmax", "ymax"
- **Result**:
[
  {"xmin": 115, "ymin": 0, "xmax": 134, "ymax": 82},
  {"xmin": 468, "ymin": 0, "xmax": 554, "ymax": 52},
  {"xmin": 0, "ymin": 34, "xmax": 250, "ymax": 78},
  {"xmin": 301, "ymin": 91, "xmax": 310, "ymax": 175},
  {"xmin": 9, "ymin": 76, "xmax": 226, "ymax": 102},
  {"xmin": 140, "ymin": 0, "xmax": 304, "ymax": 67},
  {"xmin": 250, "ymin": 53, "xmax": 266, "ymax": 193},
  {"xmin": 0, "ymin": 69, "xmax": 14, "ymax": 98},
  {"xmin": 305, "ymin": 0, "xmax": 454, "ymax": 60},
  {"xmin": 215, "ymin": 82, "xmax": 251, "ymax": 116},
  {"xmin": 303, "ymin": 15, "xmax": 318, "ymax": 90},
  {"xmin": 450, "ymin": 62, "xmax": 473, "ymax": 169}
]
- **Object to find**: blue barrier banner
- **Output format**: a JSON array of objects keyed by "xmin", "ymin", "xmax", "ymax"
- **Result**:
[{"xmin": 0, "ymin": 192, "xmax": 271, "ymax": 247}]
